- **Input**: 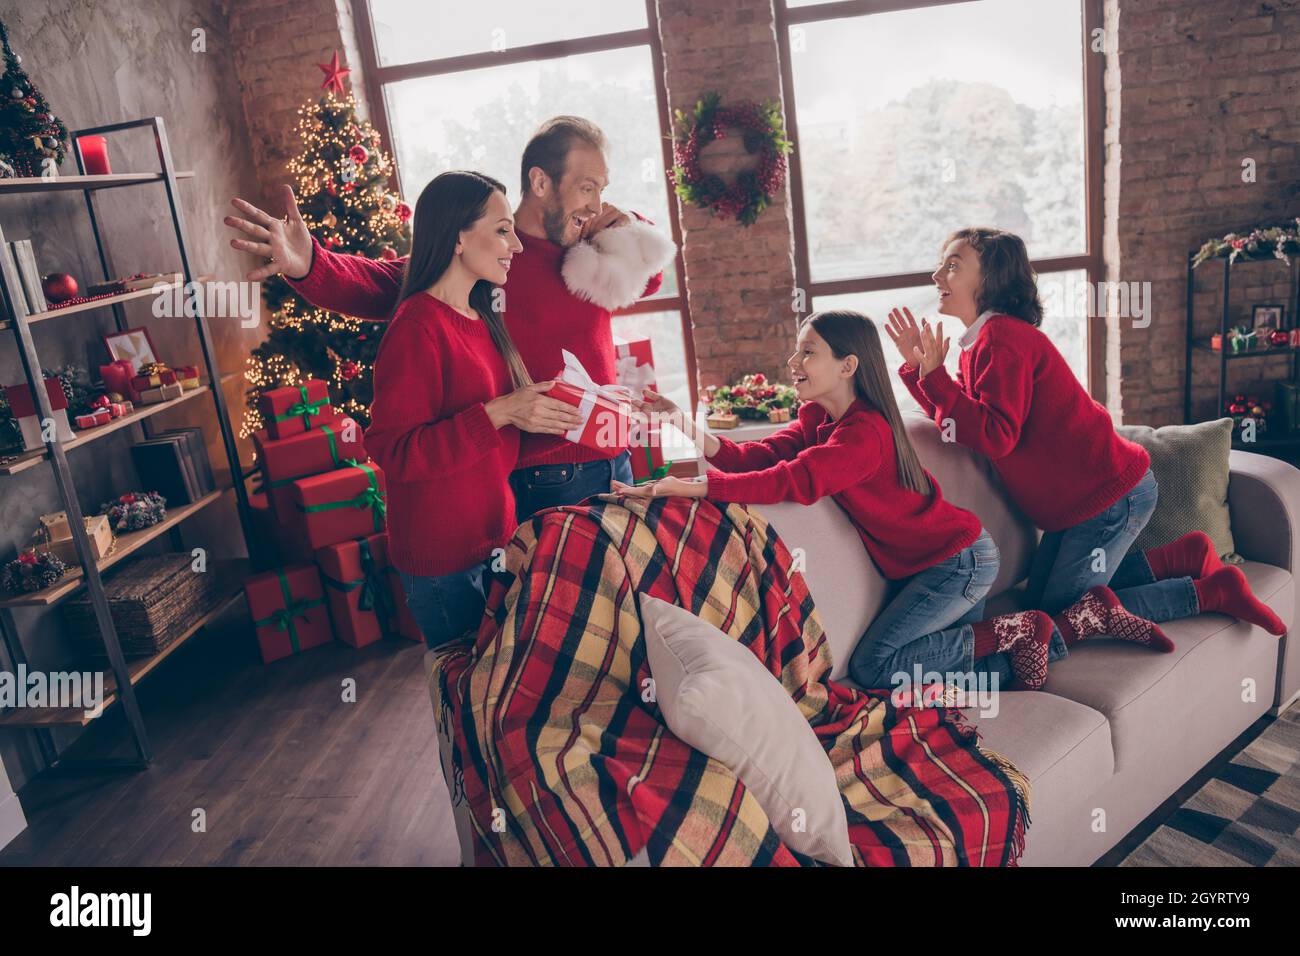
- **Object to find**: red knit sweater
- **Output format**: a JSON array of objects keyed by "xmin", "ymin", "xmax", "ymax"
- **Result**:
[
  {"xmin": 899, "ymin": 314, "xmax": 1150, "ymax": 532},
  {"xmin": 289, "ymin": 230, "xmax": 663, "ymax": 469},
  {"xmin": 363, "ymin": 293, "xmax": 520, "ymax": 576},
  {"xmin": 705, "ymin": 399, "xmax": 982, "ymax": 580}
]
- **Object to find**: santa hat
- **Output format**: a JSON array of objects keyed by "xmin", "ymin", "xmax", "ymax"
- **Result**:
[{"xmin": 561, "ymin": 217, "xmax": 676, "ymax": 311}]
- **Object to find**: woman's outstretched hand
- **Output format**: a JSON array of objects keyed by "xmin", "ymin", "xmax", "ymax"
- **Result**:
[
  {"xmin": 224, "ymin": 184, "xmax": 314, "ymax": 281},
  {"xmin": 885, "ymin": 307, "xmax": 924, "ymax": 366},
  {"xmin": 485, "ymin": 381, "xmax": 586, "ymax": 435},
  {"xmin": 611, "ymin": 476, "xmax": 708, "ymax": 499},
  {"xmin": 915, "ymin": 319, "xmax": 950, "ymax": 377}
]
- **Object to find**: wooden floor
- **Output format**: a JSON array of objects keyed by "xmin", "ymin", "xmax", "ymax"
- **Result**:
[{"xmin": 0, "ymin": 603, "xmax": 460, "ymax": 866}]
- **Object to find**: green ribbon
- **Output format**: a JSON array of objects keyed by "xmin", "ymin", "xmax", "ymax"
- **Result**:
[
  {"xmin": 273, "ymin": 383, "xmax": 329, "ymax": 428},
  {"xmin": 266, "ymin": 420, "xmax": 345, "ymax": 490},
  {"xmin": 252, "ymin": 569, "xmax": 325, "ymax": 653},
  {"xmin": 633, "ymin": 443, "xmax": 673, "ymax": 486},
  {"xmin": 297, "ymin": 460, "xmax": 386, "ymax": 532},
  {"xmin": 322, "ymin": 536, "xmax": 397, "ymax": 632}
]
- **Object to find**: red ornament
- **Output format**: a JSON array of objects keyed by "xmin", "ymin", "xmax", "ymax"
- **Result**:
[
  {"xmin": 1269, "ymin": 329, "xmax": 1289, "ymax": 347},
  {"xmin": 348, "ymin": 144, "xmax": 369, "ymax": 165},
  {"xmin": 325, "ymin": 178, "xmax": 337, "ymax": 196},
  {"xmin": 395, "ymin": 201, "xmax": 412, "ymax": 223},
  {"xmin": 42, "ymin": 272, "xmax": 79, "ymax": 303},
  {"xmin": 317, "ymin": 51, "xmax": 351, "ymax": 96},
  {"xmin": 379, "ymin": 246, "xmax": 397, "ymax": 260},
  {"xmin": 339, "ymin": 359, "xmax": 360, "ymax": 382},
  {"xmin": 18, "ymin": 551, "xmax": 37, "ymax": 566},
  {"xmin": 340, "ymin": 181, "xmax": 354, "ymax": 193},
  {"xmin": 91, "ymin": 394, "xmax": 111, "ymax": 409},
  {"xmin": 751, "ymin": 372, "xmax": 766, "ymax": 385}
]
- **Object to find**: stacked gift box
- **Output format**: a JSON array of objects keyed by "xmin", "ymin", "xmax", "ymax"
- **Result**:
[
  {"xmin": 613, "ymin": 335, "xmax": 668, "ymax": 482},
  {"xmin": 243, "ymin": 379, "xmax": 420, "ymax": 664}
]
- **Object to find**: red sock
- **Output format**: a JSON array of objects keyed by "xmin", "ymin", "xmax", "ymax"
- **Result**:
[
  {"xmin": 1053, "ymin": 586, "xmax": 1175, "ymax": 653},
  {"xmin": 1145, "ymin": 531, "xmax": 1223, "ymax": 581},
  {"xmin": 1194, "ymin": 565, "xmax": 1286, "ymax": 636},
  {"xmin": 972, "ymin": 610, "xmax": 1053, "ymax": 690}
]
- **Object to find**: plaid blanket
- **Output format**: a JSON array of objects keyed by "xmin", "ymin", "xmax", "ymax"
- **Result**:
[{"xmin": 432, "ymin": 496, "xmax": 1030, "ymax": 866}]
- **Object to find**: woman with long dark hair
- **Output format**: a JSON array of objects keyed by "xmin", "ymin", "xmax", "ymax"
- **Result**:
[
  {"xmin": 621, "ymin": 310, "xmax": 1057, "ymax": 691},
  {"xmin": 366, "ymin": 170, "xmax": 584, "ymax": 648}
]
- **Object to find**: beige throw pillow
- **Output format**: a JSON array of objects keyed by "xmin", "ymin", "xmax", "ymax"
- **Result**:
[
  {"xmin": 640, "ymin": 595, "xmax": 853, "ymax": 867},
  {"xmin": 1116, "ymin": 417, "xmax": 1237, "ymax": 559}
]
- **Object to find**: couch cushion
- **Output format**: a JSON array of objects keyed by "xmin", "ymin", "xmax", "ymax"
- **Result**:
[{"xmin": 1040, "ymin": 560, "xmax": 1291, "ymax": 771}]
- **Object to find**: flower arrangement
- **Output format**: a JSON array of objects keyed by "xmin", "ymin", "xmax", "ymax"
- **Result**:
[
  {"xmin": 1192, "ymin": 218, "xmax": 1300, "ymax": 267},
  {"xmin": 2, "ymin": 549, "xmax": 68, "ymax": 594},
  {"xmin": 99, "ymin": 491, "xmax": 167, "ymax": 533},
  {"xmin": 708, "ymin": 372, "xmax": 799, "ymax": 420},
  {"xmin": 671, "ymin": 92, "xmax": 792, "ymax": 226}
]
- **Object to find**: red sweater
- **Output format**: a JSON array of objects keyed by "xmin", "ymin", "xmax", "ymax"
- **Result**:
[
  {"xmin": 705, "ymin": 399, "xmax": 981, "ymax": 580},
  {"xmin": 900, "ymin": 314, "xmax": 1150, "ymax": 532},
  {"xmin": 289, "ymin": 230, "xmax": 663, "ymax": 469},
  {"xmin": 363, "ymin": 293, "xmax": 520, "ymax": 576}
]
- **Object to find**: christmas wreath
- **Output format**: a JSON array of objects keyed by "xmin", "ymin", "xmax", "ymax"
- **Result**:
[
  {"xmin": 1192, "ymin": 218, "xmax": 1300, "ymax": 267},
  {"xmin": 671, "ymin": 92, "xmax": 792, "ymax": 226},
  {"xmin": 2, "ymin": 549, "xmax": 67, "ymax": 594},
  {"xmin": 99, "ymin": 491, "xmax": 167, "ymax": 533}
]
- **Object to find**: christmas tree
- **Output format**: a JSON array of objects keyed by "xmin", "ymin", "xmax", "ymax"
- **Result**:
[
  {"xmin": 241, "ymin": 59, "xmax": 411, "ymax": 436},
  {"xmin": 0, "ymin": 18, "xmax": 68, "ymax": 177}
]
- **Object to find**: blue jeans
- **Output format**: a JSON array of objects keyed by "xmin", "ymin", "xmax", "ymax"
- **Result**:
[
  {"xmin": 848, "ymin": 529, "xmax": 1014, "ymax": 690},
  {"xmin": 1025, "ymin": 469, "xmax": 1199, "ymax": 661},
  {"xmin": 399, "ymin": 560, "xmax": 491, "ymax": 649},
  {"xmin": 508, "ymin": 450, "xmax": 633, "ymax": 522}
]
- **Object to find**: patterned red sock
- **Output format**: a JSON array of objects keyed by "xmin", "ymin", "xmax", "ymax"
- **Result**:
[
  {"xmin": 1194, "ymin": 565, "xmax": 1286, "ymax": 636},
  {"xmin": 1053, "ymin": 585, "xmax": 1175, "ymax": 652},
  {"xmin": 972, "ymin": 610, "xmax": 1053, "ymax": 690},
  {"xmin": 1145, "ymin": 531, "xmax": 1222, "ymax": 581}
]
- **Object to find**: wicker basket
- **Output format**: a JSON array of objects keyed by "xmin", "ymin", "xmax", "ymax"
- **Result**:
[{"xmin": 63, "ymin": 553, "xmax": 226, "ymax": 657}]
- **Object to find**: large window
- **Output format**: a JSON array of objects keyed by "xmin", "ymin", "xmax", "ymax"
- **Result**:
[
  {"xmin": 777, "ymin": 0, "xmax": 1102, "ymax": 411},
  {"xmin": 354, "ymin": 0, "xmax": 694, "ymax": 411}
]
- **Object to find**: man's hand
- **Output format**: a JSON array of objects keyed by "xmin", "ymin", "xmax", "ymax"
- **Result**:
[
  {"xmin": 224, "ymin": 184, "xmax": 314, "ymax": 281},
  {"xmin": 579, "ymin": 202, "xmax": 631, "ymax": 240}
]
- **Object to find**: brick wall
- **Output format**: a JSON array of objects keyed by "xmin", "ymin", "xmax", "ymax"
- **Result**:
[
  {"xmin": 1103, "ymin": 0, "xmax": 1300, "ymax": 425},
  {"xmin": 226, "ymin": 0, "xmax": 374, "ymax": 202},
  {"xmin": 655, "ymin": 0, "xmax": 800, "ymax": 389}
]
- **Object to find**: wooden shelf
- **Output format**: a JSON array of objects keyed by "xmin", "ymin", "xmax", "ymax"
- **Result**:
[
  {"xmin": 0, "ymin": 274, "xmax": 214, "ymax": 330},
  {"xmin": 0, "ymin": 488, "xmax": 227, "ymax": 608},
  {"xmin": 0, "ymin": 372, "xmax": 237, "ymax": 477},
  {"xmin": 0, "ymin": 171, "xmax": 194, "ymax": 195},
  {"xmin": 1193, "ymin": 340, "xmax": 1299, "ymax": 361},
  {"xmin": 0, "ymin": 564, "xmax": 248, "ymax": 727}
]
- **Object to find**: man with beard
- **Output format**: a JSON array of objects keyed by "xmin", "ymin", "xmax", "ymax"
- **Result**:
[{"xmin": 225, "ymin": 116, "xmax": 675, "ymax": 519}]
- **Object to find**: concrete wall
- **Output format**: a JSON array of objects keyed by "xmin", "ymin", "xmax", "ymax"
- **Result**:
[{"xmin": 0, "ymin": 0, "xmax": 264, "ymax": 791}]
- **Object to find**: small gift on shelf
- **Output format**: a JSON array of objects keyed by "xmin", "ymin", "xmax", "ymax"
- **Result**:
[
  {"xmin": 253, "ymin": 414, "xmax": 365, "ymax": 520},
  {"xmin": 173, "ymin": 365, "xmax": 200, "ymax": 390},
  {"xmin": 550, "ymin": 349, "xmax": 632, "ymax": 454},
  {"xmin": 261, "ymin": 379, "xmax": 332, "ymax": 439},
  {"xmin": 99, "ymin": 359, "xmax": 142, "ymax": 403},
  {"xmin": 768, "ymin": 406, "xmax": 791, "ymax": 423},
  {"xmin": 3, "ymin": 376, "xmax": 74, "ymax": 450},
  {"xmin": 74, "ymin": 410, "xmax": 112, "ymax": 429},
  {"xmin": 2, "ymin": 549, "xmax": 68, "ymax": 595},
  {"xmin": 130, "ymin": 361, "xmax": 177, "ymax": 392},
  {"xmin": 706, "ymin": 409, "xmax": 739, "ymax": 429},
  {"xmin": 138, "ymin": 382, "xmax": 183, "ymax": 404},
  {"xmin": 291, "ymin": 459, "xmax": 387, "ymax": 551},
  {"xmin": 34, "ymin": 512, "xmax": 114, "ymax": 566},
  {"xmin": 244, "ymin": 564, "xmax": 334, "ymax": 664},
  {"xmin": 317, "ymin": 532, "xmax": 420, "ymax": 647}
]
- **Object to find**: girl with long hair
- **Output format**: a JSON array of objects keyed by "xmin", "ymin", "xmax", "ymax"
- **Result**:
[
  {"xmin": 365, "ymin": 170, "xmax": 584, "ymax": 648},
  {"xmin": 619, "ymin": 310, "xmax": 1057, "ymax": 691},
  {"xmin": 890, "ymin": 227, "xmax": 1284, "ymax": 671}
]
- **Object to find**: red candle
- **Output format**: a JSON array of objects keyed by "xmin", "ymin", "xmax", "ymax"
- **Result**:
[{"xmin": 78, "ymin": 135, "xmax": 110, "ymax": 175}]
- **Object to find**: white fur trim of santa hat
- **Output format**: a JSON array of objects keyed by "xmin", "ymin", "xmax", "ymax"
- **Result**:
[{"xmin": 561, "ymin": 217, "xmax": 677, "ymax": 311}]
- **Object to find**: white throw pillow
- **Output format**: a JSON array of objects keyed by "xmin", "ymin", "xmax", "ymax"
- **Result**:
[{"xmin": 640, "ymin": 595, "xmax": 853, "ymax": 867}]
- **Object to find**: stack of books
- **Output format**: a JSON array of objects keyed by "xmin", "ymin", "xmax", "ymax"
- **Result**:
[{"xmin": 128, "ymin": 428, "xmax": 215, "ymax": 506}]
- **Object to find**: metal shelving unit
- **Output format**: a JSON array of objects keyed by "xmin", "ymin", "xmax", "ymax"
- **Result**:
[{"xmin": 0, "ymin": 117, "xmax": 255, "ymax": 771}]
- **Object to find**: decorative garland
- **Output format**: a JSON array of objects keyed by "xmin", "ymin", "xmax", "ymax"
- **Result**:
[
  {"xmin": 99, "ymin": 491, "xmax": 167, "ymax": 533},
  {"xmin": 2, "ymin": 549, "xmax": 67, "ymax": 594},
  {"xmin": 1192, "ymin": 218, "xmax": 1300, "ymax": 267},
  {"xmin": 708, "ymin": 372, "xmax": 799, "ymax": 420},
  {"xmin": 671, "ymin": 92, "xmax": 792, "ymax": 226}
]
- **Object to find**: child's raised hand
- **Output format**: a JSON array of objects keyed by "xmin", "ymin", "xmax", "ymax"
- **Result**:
[
  {"xmin": 886, "ymin": 308, "xmax": 924, "ymax": 365},
  {"xmin": 915, "ymin": 319, "xmax": 950, "ymax": 377}
]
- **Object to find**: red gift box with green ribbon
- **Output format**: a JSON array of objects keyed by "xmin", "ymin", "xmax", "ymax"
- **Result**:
[
  {"xmin": 254, "ymin": 413, "xmax": 366, "ymax": 521},
  {"xmin": 260, "ymin": 378, "xmax": 332, "ymax": 439},
  {"xmin": 244, "ymin": 563, "xmax": 334, "ymax": 664},
  {"xmin": 291, "ymin": 459, "xmax": 387, "ymax": 551},
  {"xmin": 316, "ymin": 532, "xmax": 420, "ymax": 647}
]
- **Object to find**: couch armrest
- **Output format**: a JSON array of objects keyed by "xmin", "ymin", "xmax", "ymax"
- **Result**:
[{"xmin": 1227, "ymin": 450, "xmax": 1300, "ymax": 710}]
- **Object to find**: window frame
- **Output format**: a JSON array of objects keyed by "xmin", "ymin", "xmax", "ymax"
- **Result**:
[
  {"xmin": 774, "ymin": 0, "xmax": 1106, "ymax": 400},
  {"xmin": 350, "ymin": 0, "xmax": 697, "ymax": 408}
]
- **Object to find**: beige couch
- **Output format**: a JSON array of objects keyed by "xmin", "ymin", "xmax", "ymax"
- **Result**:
[{"xmin": 432, "ymin": 415, "xmax": 1300, "ymax": 866}]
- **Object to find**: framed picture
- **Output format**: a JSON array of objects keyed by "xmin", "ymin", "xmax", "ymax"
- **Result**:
[
  {"xmin": 102, "ymin": 326, "xmax": 159, "ymax": 371},
  {"xmin": 1252, "ymin": 304, "xmax": 1284, "ymax": 328}
]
